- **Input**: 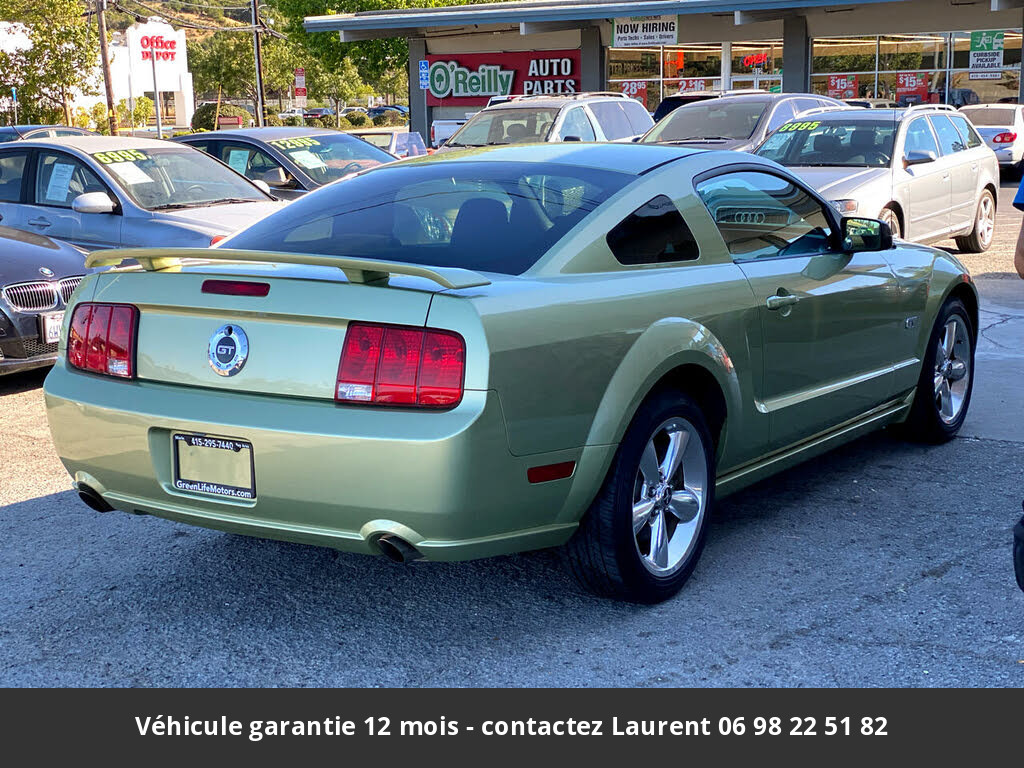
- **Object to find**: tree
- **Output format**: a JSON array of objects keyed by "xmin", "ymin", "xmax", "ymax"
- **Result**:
[
  {"xmin": 0, "ymin": 0, "xmax": 99, "ymax": 125},
  {"xmin": 133, "ymin": 96, "xmax": 154, "ymax": 128},
  {"xmin": 309, "ymin": 57, "xmax": 371, "ymax": 125}
]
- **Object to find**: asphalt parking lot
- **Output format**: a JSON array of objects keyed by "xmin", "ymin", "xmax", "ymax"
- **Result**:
[{"xmin": 1, "ymin": 184, "xmax": 1022, "ymax": 688}]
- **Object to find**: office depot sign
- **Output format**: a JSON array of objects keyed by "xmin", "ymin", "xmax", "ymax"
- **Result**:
[
  {"xmin": 425, "ymin": 50, "xmax": 582, "ymax": 106},
  {"xmin": 126, "ymin": 20, "xmax": 188, "ymax": 91}
]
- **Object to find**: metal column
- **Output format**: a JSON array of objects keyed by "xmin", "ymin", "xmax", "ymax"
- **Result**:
[{"xmin": 782, "ymin": 15, "xmax": 811, "ymax": 93}]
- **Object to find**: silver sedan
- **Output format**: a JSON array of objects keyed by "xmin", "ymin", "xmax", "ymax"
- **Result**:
[
  {"xmin": 755, "ymin": 105, "xmax": 999, "ymax": 252},
  {"xmin": 0, "ymin": 136, "xmax": 284, "ymax": 251}
]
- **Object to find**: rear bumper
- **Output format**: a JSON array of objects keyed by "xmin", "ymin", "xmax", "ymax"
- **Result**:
[
  {"xmin": 44, "ymin": 362, "xmax": 608, "ymax": 560},
  {"xmin": 992, "ymin": 146, "xmax": 1022, "ymax": 166}
]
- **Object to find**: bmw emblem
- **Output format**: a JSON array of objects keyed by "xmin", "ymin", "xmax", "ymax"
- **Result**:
[
  {"xmin": 39, "ymin": 267, "xmax": 54, "ymax": 278},
  {"xmin": 208, "ymin": 324, "xmax": 249, "ymax": 377}
]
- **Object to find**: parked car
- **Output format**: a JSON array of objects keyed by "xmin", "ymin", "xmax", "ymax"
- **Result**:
[
  {"xmin": 652, "ymin": 89, "xmax": 766, "ymax": 122},
  {"xmin": 46, "ymin": 143, "xmax": 978, "ymax": 603},
  {"xmin": 641, "ymin": 91, "xmax": 843, "ymax": 152},
  {"xmin": 303, "ymin": 108, "xmax": 335, "ymax": 120},
  {"xmin": 277, "ymin": 107, "xmax": 305, "ymax": 121},
  {"xmin": 351, "ymin": 130, "xmax": 428, "ymax": 159},
  {"xmin": 0, "ymin": 125, "xmax": 98, "ymax": 143},
  {"xmin": 340, "ymin": 106, "xmax": 368, "ymax": 117},
  {"xmin": 174, "ymin": 127, "xmax": 395, "ymax": 200},
  {"xmin": 0, "ymin": 136, "xmax": 284, "ymax": 250},
  {"xmin": 845, "ymin": 98, "xmax": 898, "ymax": 109},
  {"xmin": 755, "ymin": 104, "xmax": 999, "ymax": 252},
  {"xmin": 430, "ymin": 117, "xmax": 468, "ymax": 148},
  {"xmin": 368, "ymin": 105, "xmax": 409, "ymax": 119},
  {"xmin": 0, "ymin": 225, "xmax": 93, "ymax": 375},
  {"xmin": 439, "ymin": 92, "xmax": 654, "ymax": 152},
  {"xmin": 960, "ymin": 103, "xmax": 1024, "ymax": 176}
]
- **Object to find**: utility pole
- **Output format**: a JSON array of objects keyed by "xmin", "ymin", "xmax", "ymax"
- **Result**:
[
  {"xmin": 96, "ymin": 0, "xmax": 120, "ymax": 136},
  {"xmin": 251, "ymin": 0, "xmax": 266, "ymax": 126}
]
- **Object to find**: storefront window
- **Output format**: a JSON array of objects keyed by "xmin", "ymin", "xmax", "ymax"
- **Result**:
[
  {"xmin": 878, "ymin": 34, "xmax": 947, "ymax": 71},
  {"xmin": 812, "ymin": 37, "xmax": 877, "ymax": 75},
  {"xmin": 608, "ymin": 44, "xmax": 721, "ymax": 114},
  {"xmin": 732, "ymin": 41, "xmax": 782, "ymax": 76}
]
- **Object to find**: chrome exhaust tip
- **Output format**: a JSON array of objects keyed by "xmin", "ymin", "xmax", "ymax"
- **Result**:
[
  {"xmin": 376, "ymin": 534, "xmax": 421, "ymax": 564},
  {"xmin": 77, "ymin": 484, "xmax": 114, "ymax": 513}
]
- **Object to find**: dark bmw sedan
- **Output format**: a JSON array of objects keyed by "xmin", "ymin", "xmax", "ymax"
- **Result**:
[
  {"xmin": 173, "ymin": 127, "xmax": 395, "ymax": 200},
  {"xmin": 0, "ymin": 226, "xmax": 92, "ymax": 375}
]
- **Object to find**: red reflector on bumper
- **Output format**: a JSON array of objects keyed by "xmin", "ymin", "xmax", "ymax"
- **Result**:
[{"xmin": 527, "ymin": 461, "xmax": 576, "ymax": 484}]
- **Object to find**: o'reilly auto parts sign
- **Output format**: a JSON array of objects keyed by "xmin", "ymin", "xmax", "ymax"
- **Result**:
[{"xmin": 425, "ymin": 50, "xmax": 582, "ymax": 106}]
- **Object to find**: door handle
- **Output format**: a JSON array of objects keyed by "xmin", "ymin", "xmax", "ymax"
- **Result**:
[
  {"xmin": 766, "ymin": 294, "xmax": 800, "ymax": 311},
  {"xmin": 28, "ymin": 217, "xmax": 51, "ymax": 228}
]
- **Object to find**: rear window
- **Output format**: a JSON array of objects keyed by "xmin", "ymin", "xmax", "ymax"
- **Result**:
[
  {"xmin": 620, "ymin": 100, "xmax": 655, "ymax": 135},
  {"xmin": 590, "ymin": 101, "xmax": 634, "ymax": 140},
  {"xmin": 448, "ymin": 108, "xmax": 559, "ymax": 147},
  {"xmin": 961, "ymin": 107, "xmax": 1017, "ymax": 126},
  {"xmin": 644, "ymin": 99, "xmax": 770, "ymax": 142},
  {"xmin": 226, "ymin": 161, "xmax": 633, "ymax": 275}
]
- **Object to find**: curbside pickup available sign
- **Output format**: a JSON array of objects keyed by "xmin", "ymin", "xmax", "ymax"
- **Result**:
[
  {"xmin": 425, "ymin": 50, "xmax": 581, "ymax": 106},
  {"xmin": 969, "ymin": 30, "xmax": 1004, "ymax": 80},
  {"xmin": 613, "ymin": 15, "xmax": 679, "ymax": 47}
]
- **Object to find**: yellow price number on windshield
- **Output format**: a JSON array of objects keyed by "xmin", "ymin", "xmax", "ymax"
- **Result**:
[
  {"xmin": 267, "ymin": 137, "xmax": 322, "ymax": 150},
  {"xmin": 778, "ymin": 121, "xmax": 821, "ymax": 133},
  {"xmin": 93, "ymin": 149, "xmax": 148, "ymax": 164}
]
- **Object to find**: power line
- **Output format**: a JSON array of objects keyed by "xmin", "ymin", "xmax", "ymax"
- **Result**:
[{"xmin": 114, "ymin": 0, "xmax": 257, "ymax": 32}]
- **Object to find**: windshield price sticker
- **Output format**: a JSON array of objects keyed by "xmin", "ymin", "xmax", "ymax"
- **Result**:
[
  {"xmin": 93, "ymin": 149, "xmax": 147, "ymax": 164},
  {"xmin": 267, "ymin": 137, "xmax": 321, "ymax": 150},
  {"xmin": 779, "ymin": 121, "xmax": 821, "ymax": 132}
]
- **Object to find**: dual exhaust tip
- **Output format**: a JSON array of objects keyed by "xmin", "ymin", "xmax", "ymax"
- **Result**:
[{"xmin": 77, "ymin": 483, "xmax": 422, "ymax": 564}]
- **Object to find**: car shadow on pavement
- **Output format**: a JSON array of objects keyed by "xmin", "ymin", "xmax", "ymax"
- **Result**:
[{"xmin": 0, "ymin": 368, "xmax": 48, "ymax": 397}]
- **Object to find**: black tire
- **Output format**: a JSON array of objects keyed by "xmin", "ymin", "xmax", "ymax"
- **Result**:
[
  {"xmin": 880, "ymin": 206, "xmax": 902, "ymax": 239},
  {"xmin": 954, "ymin": 189, "xmax": 995, "ymax": 253},
  {"xmin": 563, "ymin": 390, "xmax": 715, "ymax": 603},
  {"xmin": 1014, "ymin": 508, "xmax": 1024, "ymax": 593},
  {"xmin": 902, "ymin": 298, "xmax": 975, "ymax": 443}
]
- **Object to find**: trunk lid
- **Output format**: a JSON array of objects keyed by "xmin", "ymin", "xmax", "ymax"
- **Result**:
[{"xmin": 87, "ymin": 256, "xmax": 467, "ymax": 400}]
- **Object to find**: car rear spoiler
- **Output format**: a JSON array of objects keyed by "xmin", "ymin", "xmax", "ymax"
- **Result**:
[{"xmin": 85, "ymin": 248, "xmax": 492, "ymax": 290}]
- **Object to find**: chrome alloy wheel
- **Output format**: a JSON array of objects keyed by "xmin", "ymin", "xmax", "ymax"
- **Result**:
[
  {"xmin": 976, "ymin": 194, "xmax": 995, "ymax": 249},
  {"xmin": 631, "ymin": 417, "xmax": 708, "ymax": 575},
  {"xmin": 934, "ymin": 316, "xmax": 971, "ymax": 425}
]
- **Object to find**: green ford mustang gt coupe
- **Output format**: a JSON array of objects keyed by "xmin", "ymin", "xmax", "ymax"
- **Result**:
[{"xmin": 43, "ymin": 143, "xmax": 978, "ymax": 603}]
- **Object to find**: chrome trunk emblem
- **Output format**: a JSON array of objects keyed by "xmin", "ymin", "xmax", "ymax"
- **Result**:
[{"xmin": 208, "ymin": 324, "xmax": 249, "ymax": 377}]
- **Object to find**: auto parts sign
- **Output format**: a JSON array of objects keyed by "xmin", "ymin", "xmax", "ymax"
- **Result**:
[{"xmin": 425, "ymin": 50, "xmax": 582, "ymax": 106}]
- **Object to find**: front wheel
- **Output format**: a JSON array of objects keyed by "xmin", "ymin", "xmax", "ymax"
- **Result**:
[
  {"xmin": 880, "ymin": 206, "xmax": 902, "ymax": 239},
  {"xmin": 563, "ymin": 390, "xmax": 715, "ymax": 603},
  {"xmin": 955, "ymin": 189, "xmax": 995, "ymax": 253},
  {"xmin": 902, "ymin": 298, "xmax": 975, "ymax": 443}
]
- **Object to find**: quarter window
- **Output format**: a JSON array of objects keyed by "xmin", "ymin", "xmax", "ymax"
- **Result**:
[
  {"xmin": 558, "ymin": 108, "xmax": 596, "ymax": 141},
  {"xmin": 767, "ymin": 101, "xmax": 797, "ymax": 132},
  {"xmin": 34, "ymin": 152, "xmax": 108, "ymax": 208},
  {"xmin": 948, "ymin": 115, "xmax": 983, "ymax": 150},
  {"xmin": 0, "ymin": 152, "xmax": 28, "ymax": 202},
  {"xmin": 695, "ymin": 171, "xmax": 834, "ymax": 261},
  {"xmin": 929, "ymin": 115, "xmax": 967, "ymax": 155},
  {"xmin": 590, "ymin": 101, "xmax": 633, "ymax": 140},
  {"xmin": 607, "ymin": 195, "xmax": 699, "ymax": 265},
  {"xmin": 904, "ymin": 117, "xmax": 940, "ymax": 156}
]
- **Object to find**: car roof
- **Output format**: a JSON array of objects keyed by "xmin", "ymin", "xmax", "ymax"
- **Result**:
[
  {"xmin": 178, "ymin": 127, "xmax": 350, "ymax": 141},
  {"xmin": 14, "ymin": 135, "xmax": 183, "ymax": 151},
  {"xmin": 480, "ymin": 94, "xmax": 634, "ymax": 111},
  {"xmin": 799, "ymin": 106, "xmax": 955, "ymax": 122},
  {"xmin": 407, "ymin": 142, "xmax": 697, "ymax": 175}
]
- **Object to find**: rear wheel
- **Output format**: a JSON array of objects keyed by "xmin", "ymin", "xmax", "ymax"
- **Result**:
[
  {"xmin": 902, "ymin": 298, "xmax": 975, "ymax": 443},
  {"xmin": 955, "ymin": 189, "xmax": 995, "ymax": 253},
  {"xmin": 564, "ymin": 390, "xmax": 715, "ymax": 603},
  {"xmin": 880, "ymin": 206, "xmax": 902, "ymax": 239}
]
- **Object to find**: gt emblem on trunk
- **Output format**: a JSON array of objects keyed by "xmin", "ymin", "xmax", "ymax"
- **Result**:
[{"xmin": 208, "ymin": 324, "xmax": 249, "ymax": 377}]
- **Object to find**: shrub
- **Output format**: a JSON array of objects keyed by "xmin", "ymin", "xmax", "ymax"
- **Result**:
[
  {"xmin": 334, "ymin": 116, "xmax": 353, "ymax": 131},
  {"xmin": 384, "ymin": 111, "xmax": 407, "ymax": 126},
  {"xmin": 172, "ymin": 129, "xmax": 193, "ymax": 137},
  {"xmin": 372, "ymin": 114, "xmax": 388, "ymax": 127},
  {"xmin": 346, "ymin": 111, "xmax": 369, "ymax": 127},
  {"xmin": 284, "ymin": 116, "xmax": 302, "ymax": 127},
  {"xmin": 191, "ymin": 102, "xmax": 251, "ymax": 131},
  {"xmin": 263, "ymin": 112, "xmax": 283, "ymax": 127}
]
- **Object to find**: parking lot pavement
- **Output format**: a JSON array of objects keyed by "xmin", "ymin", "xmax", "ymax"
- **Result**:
[{"xmin": 1, "ymin": 186, "xmax": 1022, "ymax": 688}]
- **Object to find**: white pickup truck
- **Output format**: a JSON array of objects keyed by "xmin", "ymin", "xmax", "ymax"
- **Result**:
[{"xmin": 430, "ymin": 113, "xmax": 479, "ymax": 148}]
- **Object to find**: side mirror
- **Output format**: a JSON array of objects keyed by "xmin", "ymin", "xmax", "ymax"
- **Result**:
[
  {"xmin": 258, "ymin": 167, "xmax": 292, "ymax": 188},
  {"xmin": 841, "ymin": 216, "xmax": 894, "ymax": 252},
  {"xmin": 71, "ymin": 192, "xmax": 116, "ymax": 214},
  {"xmin": 904, "ymin": 149, "xmax": 937, "ymax": 167}
]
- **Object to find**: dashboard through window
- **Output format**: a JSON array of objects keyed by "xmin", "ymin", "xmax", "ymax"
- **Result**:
[{"xmin": 695, "ymin": 171, "xmax": 834, "ymax": 261}]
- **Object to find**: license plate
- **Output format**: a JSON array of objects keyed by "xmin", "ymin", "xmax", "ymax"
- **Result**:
[
  {"xmin": 40, "ymin": 311, "xmax": 64, "ymax": 344},
  {"xmin": 172, "ymin": 433, "xmax": 255, "ymax": 500}
]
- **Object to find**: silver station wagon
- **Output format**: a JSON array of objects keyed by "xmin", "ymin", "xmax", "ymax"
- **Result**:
[{"xmin": 755, "ymin": 105, "xmax": 999, "ymax": 252}]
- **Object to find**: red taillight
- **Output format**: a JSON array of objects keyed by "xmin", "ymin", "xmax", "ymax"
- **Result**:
[
  {"xmin": 335, "ymin": 322, "xmax": 464, "ymax": 408},
  {"xmin": 67, "ymin": 303, "xmax": 138, "ymax": 379},
  {"xmin": 201, "ymin": 279, "xmax": 270, "ymax": 297},
  {"xmin": 430, "ymin": 124, "xmax": 435, "ymax": 145},
  {"xmin": 210, "ymin": 235, "xmax": 228, "ymax": 246},
  {"xmin": 994, "ymin": 132, "xmax": 1017, "ymax": 144}
]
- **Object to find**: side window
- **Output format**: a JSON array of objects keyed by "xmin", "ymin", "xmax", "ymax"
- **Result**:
[
  {"xmin": 219, "ymin": 143, "xmax": 282, "ymax": 180},
  {"xmin": 0, "ymin": 151, "xmax": 28, "ymax": 202},
  {"xmin": 590, "ymin": 101, "xmax": 633, "ymax": 140},
  {"xmin": 183, "ymin": 140, "xmax": 214, "ymax": 155},
  {"xmin": 34, "ymin": 152, "xmax": 107, "ymax": 208},
  {"xmin": 606, "ymin": 195, "xmax": 699, "ymax": 265},
  {"xmin": 767, "ymin": 101, "xmax": 797, "ymax": 132},
  {"xmin": 929, "ymin": 115, "xmax": 967, "ymax": 155},
  {"xmin": 794, "ymin": 98, "xmax": 822, "ymax": 115},
  {"xmin": 948, "ymin": 115, "xmax": 983, "ymax": 149},
  {"xmin": 695, "ymin": 171, "xmax": 834, "ymax": 261},
  {"xmin": 558, "ymin": 107, "xmax": 596, "ymax": 141},
  {"xmin": 904, "ymin": 117, "xmax": 940, "ymax": 156},
  {"xmin": 620, "ymin": 100, "xmax": 655, "ymax": 134}
]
